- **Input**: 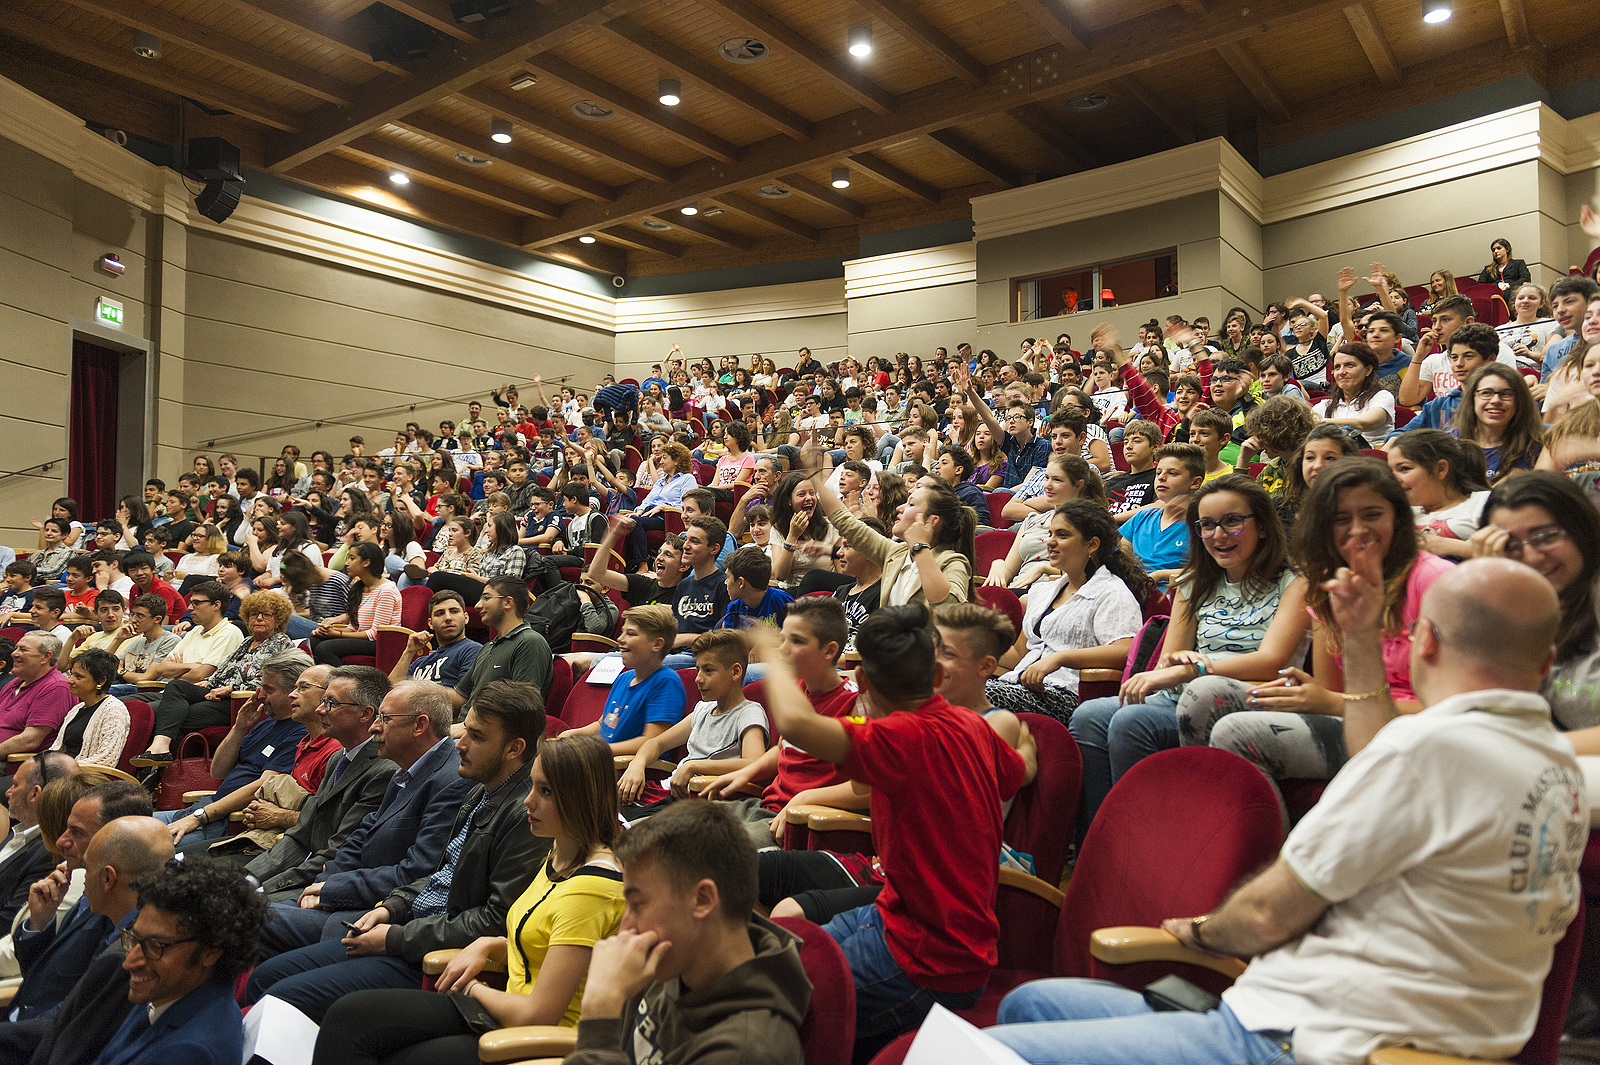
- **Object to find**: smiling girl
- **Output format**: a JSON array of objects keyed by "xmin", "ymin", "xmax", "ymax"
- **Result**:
[{"xmin": 1454, "ymin": 363, "xmax": 1542, "ymax": 482}]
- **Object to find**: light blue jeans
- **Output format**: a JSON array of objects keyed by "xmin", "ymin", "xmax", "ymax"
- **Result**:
[
  {"xmin": 989, "ymin": 979, "xmax": 1298, "ymax": 1065},
  {"xmin": 286, "ymin": 614, "xmax": 318, "ymax": 640},
  {"xmin": 1067, "ymin": 694, "xmax": 1180, "ymax": 834}
]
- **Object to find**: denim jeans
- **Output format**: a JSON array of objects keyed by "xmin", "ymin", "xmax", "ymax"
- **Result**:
[
  {"xmin": 823, "ymin": 903, "xmax": 981, "ymax": 1049},
  {"xmin": 155, "ymin": 803, "xmax": 228, "ymax": 848},
  {"xmin": 988, "ymin": 979, "xmax": 1298, "ymax": 1065},
  {"xmin": 286, "ymin": 614, "xmax": 317, "ymax": 640},
  {"xmin": 1068, "ymin": 694, "xmax": 1180, "ymax": 834}
]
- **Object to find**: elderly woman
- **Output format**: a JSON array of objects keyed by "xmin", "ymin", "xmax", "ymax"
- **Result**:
[
  {"xmin": 52, "ymin": 648, "xmax": 129, "ymax": 767},
  {"xmin": 129, "ymin": 589, "xmax": 296, "ymax": 766}
]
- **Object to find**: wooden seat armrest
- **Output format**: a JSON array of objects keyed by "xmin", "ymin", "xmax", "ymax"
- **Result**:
[
  {"xmin": 136, "ymin": 681, "xmax": 165, "ymax": 690},
  {"xmin": 1080, "ymin": 668, "xmax": 1122, "ymax": 684},
  {"xmin": 782, "ymin": 803, "xmax": 853, "ymax": 825},
  {"xmin": 231, "ymin": 690, "xmax": 256, "ymax": 700},
  {"xmin": 182, "ymin": 790, "xmax": 217, "ymax": 803},
  {"xmin": 999, "ymin": 866, "xmax": 1066, "ymax": 908},
  {"xmin": 613, "ymin": 755, "xmax": 676, "ymax": 773},
  {"xmin": 229, "ymin": 811, "xmax": 246, "ymax": 821},
  {"xmin": 805, "ymin": 809, "xmax": 871, "ymax": 833},
  {"xmin": 423, "ymin": 942, "xmax": 507, "ymax": 976},
  {"xmin": 688, "ymin": 775, "xmax": 763, "ymax": 797},
  {"xmin": 477, "ymin": 1026, "xmax": 577, "ymax": 1063},
  {"xmin": 1088, "ymin": 926, "xmax": 1247, "ymax": 979},
  {"xmin": 5, "ymin": 753, "xmax": 29, "ymax": 763},
  {"xmin": 375, "ymin": 626, "xmax": 417, "ymax": 635},
  {"xmin": 1367, "ymin": 1049, "xmax": 1510, "ymax": 1065},
  {"xmin": 573, "ymin": 634, "xmax": 620, "ymax": 649},
  {"xmin": 78, "ymin": 765, "xmax": 136, "ymax": 782},
  {"xmin": 0, "ymin": 979, "xmax": 18, "ymax": 1008}
]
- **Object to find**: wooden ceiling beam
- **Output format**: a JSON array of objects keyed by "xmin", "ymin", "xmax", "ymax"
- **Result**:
[
  {"xmin": 847, "ymin": 151, "xmax": 940, "ymax": 203},
  {"xmin": 695, "ymin": 0, "xmax": 896, "ymax": 114},
  {"xmin": 530, "ymin": 55, "xmax": 742, "ymax": 164},
  {"xmin": 1216, "ymin": 40, "xmax": 1291, "ymax": 121},
  {"xmin": 706, "ymin": 193, "xmax": 822, "ymax": 242},
  {"xmin": 214, "ymin": 0, "xmax": 411, "ymax": 77},
  {"xmin": 924, "ymin": 129, "xmax": 1022, "ymax": 186},
  {"xmin": 1498, "ymin": 0, "xmax": 1535, "ymax": 52},
  {"xmin": 381, "ymin": 0, "xmax": 481, "ymax": 44},
  {"xmin": 520, "ymin": 0, "xmax": 1358, "ymax": 247},
  {"xmin": 652, "ymin": 212, "xmax": 754, "ymax": 250},
  {"xmin": 1342, "ymin": 2, "xmax": 1402, "ymax": 90},
  {"xmin": 262, "ymin": 0, "xmax": 649, "ymax": 171},
  {"xmin": 0, "ymin": 9, "xmax": 301, "ymax": 130},
  {"xmin": 1173, "ymin": 0, "xmax": 1209, "ymax": 14},
  {"xmin": 56, "ymin": 0, "xmax": 358, "ymax": 106},
  {"xmin": 597, "ymin": 17, "xmax": 812, "ymax": 139},
  {"xmin": 1112, "ymin": 75, "xmax": 1194, "ymax": 143},
  {"xmin": 1007, "ymin": 103, "xmax": 1094, "ymax": 171},
  {"xmin": 342, "ymin": 136, "xmax": 562, "ymax": 218},
  {"xmin": 397, "ymin": 112, "xmax": 614, "ymax": 201},
  {"xmin": 850, "ymin": 0, "xmax": 986, "ymax": 86},
  {"xmin": 458, "ymin": 86, "xmax": 676, "ymax": 183},
  {"xmin": 597, "ymin": 227, "xmax": 685, "ymax": 256},
  {"xmin": 1008, "ymin": 0, "xmax": 1092, "ymax": 53},
  {"xmin": 290, "ymin": 152, "xmax": 523, "ymax": 242},
  {"xmin": 777, "ymin": 174, "xmax": 867, "ymax": 218}
]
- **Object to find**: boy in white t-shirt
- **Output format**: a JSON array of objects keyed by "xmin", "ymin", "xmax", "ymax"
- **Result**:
[{"xmin": 617, "ymin": 628, "xmax": 769, "ymax": 816}]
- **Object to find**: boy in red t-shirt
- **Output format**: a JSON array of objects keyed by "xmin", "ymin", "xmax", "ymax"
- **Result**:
[
  {"xmin": 701, "ymin": 597, "xmax": 861, "ymax": 847},
  {"xmin": 753, "ymin": 603, "xmax": 1027, "ymax": 1055}
]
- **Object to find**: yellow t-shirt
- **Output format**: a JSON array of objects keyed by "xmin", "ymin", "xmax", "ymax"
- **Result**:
[{"xmin": 505, "ymin": 858, "xmax": 626, "ymax": 1027}]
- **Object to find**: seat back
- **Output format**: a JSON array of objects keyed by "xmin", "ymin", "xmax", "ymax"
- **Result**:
[
  {"xmin": 1518, "ymin": 897, "xmax": 1586, "ymax": 1065},
  {"xmin": 564, "ymin": 675, "xmax": 611, "ymax": 729},
  {"xmin": 116, "ymin": 698, "xmax": 156, "ymax": 776},
  {"xmin": 546, "ymin": 657, "xmax": 574, "ymax": 720},
  {"xmin": 771, "ymin": 917, "xmax": 856, "ymax": 1065},
  {"xmin": 1058, "ymin": 747, "xmax": 1283, "ymax": 987},
  {"xmin": 974, "ymin": 529, "xmax": 1016, "ymax": 574},
  {"xmin": 985, "ymin": 492, "xmax": 1014, "ymax": 530},
  {"xmin": 1003, "ymin": 714, "xmax": 1081, "ymax": 888},
  {"xmin": 743, "ymin": 679, "xmax": 778, "ymax": 746},
  {"xmin": 973, "ymin": 585, "xmax": 1023, "ymax": 638}
]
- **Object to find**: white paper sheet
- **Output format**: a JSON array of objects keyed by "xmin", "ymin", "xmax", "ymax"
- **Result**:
[{"xmin": 903, "ymin": 1004, "xmax": 1032, "ymax": 1065}]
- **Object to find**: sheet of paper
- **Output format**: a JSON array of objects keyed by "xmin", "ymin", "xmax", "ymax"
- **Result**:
[
  {"xmin": 586, "ymin": 654, "xmax": 624, "ymax": 685},
  {"xmin": 241, "ymin": 994, "xmax": 320, "ymax": 1065},
  {"xmin": 903, "ymin": 1004, "xmax": 1032, "ymax": 1065}
]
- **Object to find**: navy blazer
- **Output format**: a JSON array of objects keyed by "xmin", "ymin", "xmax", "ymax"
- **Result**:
[
  {"xmin": 92, "ymin": 977, "xmax": 241, "ymax": 1065},
  {"xmin": 0, "ymin": 832, "xmax": 55, "ymax": 930},
  {"xmin": 12, "ymin": 901, "xmax": 117, "ymax": 1021},
  {"xmin": 313, "ymin": 738, "xmax": 475, "ymax": 913}
]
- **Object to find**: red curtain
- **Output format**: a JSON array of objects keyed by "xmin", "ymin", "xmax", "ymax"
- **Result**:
[{"xmin": 69, "ymin": 340, "xmax": 120, "ymax": 520}]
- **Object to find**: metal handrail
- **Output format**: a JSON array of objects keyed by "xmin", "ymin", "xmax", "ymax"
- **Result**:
[{"xmin": 0, "ymin": 458, "xmax": 64, "ymax": 483}]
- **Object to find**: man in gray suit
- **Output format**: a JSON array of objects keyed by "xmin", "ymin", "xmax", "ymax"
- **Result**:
[
  {"xmin": 255, "ymin": 680, "xmax": 474, "ymax": 958},
  {"xmin": 244, "ymin": 666, "xmax": 397, "ymax": 898}
]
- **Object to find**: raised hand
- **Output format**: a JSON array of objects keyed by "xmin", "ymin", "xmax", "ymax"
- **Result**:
[
  {"xmin": 1338, "ymin": 266, "xmax": 1357, "ymax": 293},
  {"xmin": 1323, "ymin": 527, "xmax": 1386, "ymax": 636}
]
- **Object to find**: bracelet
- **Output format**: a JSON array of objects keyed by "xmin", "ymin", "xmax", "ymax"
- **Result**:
[
  {"xmin": 1191, "ymin": 658, "xmax": 1208, "ymax": 677},
  {"xmin": 464, "ymin": 979, "xmax": 481, "ymax": 997},
  {"xmin": 782, "ymin": 542, "xmax": 797, "ymax": 552},
  {"xmin": 1342, "ymin": 681, "xmax": 1390, "ymax": 702}
]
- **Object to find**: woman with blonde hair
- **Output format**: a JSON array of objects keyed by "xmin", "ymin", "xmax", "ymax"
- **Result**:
[{"xmin": 172, "ymin": 523, "xmax": 229, "ymax": 582}]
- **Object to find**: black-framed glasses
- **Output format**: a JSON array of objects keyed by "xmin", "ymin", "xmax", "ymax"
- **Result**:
[
  {"xmin": 120, "ymin": 928, "xmax": 198, "ymax": 960},
  {"xmin": 320, "ymin": 696, "xmax": 365, "ymax": 711},
  {"xmin": 375, "ymin": 711, "xmax": 422, "ymax": 724},
  {"xmin": 1474, "ymin": 388, "xmax": 1516, "ymax": 402},
  {"xmin": 1196, "ymin": 513, "xmax": 1255, "ymax": 537},
  {"xmin": 188, "ymin": 598, "xmax": 213, "ymax": 607}
]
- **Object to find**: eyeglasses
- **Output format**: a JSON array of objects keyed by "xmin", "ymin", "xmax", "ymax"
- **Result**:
[
  {"xmin": 1474, "ymin": 388, "xmax": 1516, "ymax": 402},
  {"xmin": 188, "ymin": 598, "xmax": 213, "ymax": 607},
  {"xmin": 294, "ymin": 680, "xmax": 328, "ymax": 694},
  {"xmin": 1196, "ymin": 513, "xmax": 1255, "ymax": 537},
  {"xmin": 376, "ymin": 711, "xmax": 422, "ymax": 724},
  {"xmin": 1212, "ymin": 375, "xmax": 1241, "ymax": 385},
  {"xmin": 120, "ymin": 928, "xmax": 198, "ymax": 960},
  {"xmin": 1502, "ymin": 527, "xmax": 1567, "ymax": 557},
  {"xmin": 320, "ymin": 696, "xmax": 365, "ymax": 711}
]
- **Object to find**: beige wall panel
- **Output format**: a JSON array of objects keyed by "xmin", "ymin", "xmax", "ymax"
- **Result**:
[
  {"xmin": 0, "ymin": 304, "xmax": 69, "ymax": 377},
  {"xmin": 0, "ymin": 137, "xmax": 73, "ymax": 219},
  {"xmin": 0, "ymin": 192, "xmax": 73, "ymax": 272},
  {"xmin": 614, "ymin": 315, "xmax": 847, "ymax": 381},
  {"xmin": 976, "ymin": 192, "xmax": 1219, "ymax": 287},
  {"xmin": 1220, "ymin": 195, "xmax": 1264, "ymax": 271},
  {"xmin": 973, "ymin": 288, "xmax": 1204, "ymax": 357},
  {"xmin": 0, "ymin": 244, "xmax": 70, "ymax": 323},
  {"xmin": 0, "ymin": 476, "xmax": 66, "ymax": 551},
  {"xmin": 1216, "ymin": 239, "xmax": 1265, "ymax": 317}
]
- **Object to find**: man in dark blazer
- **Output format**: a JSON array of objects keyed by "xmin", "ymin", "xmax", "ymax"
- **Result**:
[
  {"xmin": 90, "ymin": 856, "xmax": 268, "ymax": 1065},
  {"xmin": 243, "ymin": 666, "xmax": 396, "ymax": 898},
  {"xmin": 10, "ymin": 779, "xmax": 152, "ymax": 1022},
  {"xmin": 254, "ymin": 679, "xmax": 475, "ymax": 958},
  {"xmin": 0, "ymin": 752, "xmax": 75, "ymax": 931}
]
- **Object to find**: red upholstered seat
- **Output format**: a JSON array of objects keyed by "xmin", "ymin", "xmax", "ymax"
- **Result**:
[
  {"xmin": 985, "ymin": 492, "xmax": 1014, "ymax": 530},
  {"xmin": 114, "ymin": 699, "xmax": 155, "ymax": 776},
  {"xmin": 562, "ymin": 671, "xmax": 610, "ymax": 729},
  {"xmin": 771, "ymin": 917, "xmax": 855, "ymax": 1065},
  {"xmin": 545, "ymin": 657, "xmax": 573, "ymax": 719},
  {"xmin": 974, "ymin": 586, "xmax": 1023, "ymax": 639},
  {"xmin": 974, "ymin": 529, "xmax": 1015, "ymax": 574}
]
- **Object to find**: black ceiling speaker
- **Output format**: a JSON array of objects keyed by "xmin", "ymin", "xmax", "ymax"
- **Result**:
[
  {"xmin": 186, "ymin": 136, "xmax": 240, "ymax": 181},
  {"xmin": 195, "ymin": 177, "xmax": 244, "ymax": 223},
  {"xmin": 362, "ymin": 3, "xmax": 432, "ymax": 62}
]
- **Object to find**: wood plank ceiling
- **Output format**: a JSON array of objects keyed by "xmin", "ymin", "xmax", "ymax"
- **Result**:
[{"xmin": 1, "ymin": 0, "xmax": 1594, "ymax": 279}]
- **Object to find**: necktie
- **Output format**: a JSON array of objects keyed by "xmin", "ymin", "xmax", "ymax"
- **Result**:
[{"xmin": 329, "ymin": 753, "xmax": 351, "ymax": 786}]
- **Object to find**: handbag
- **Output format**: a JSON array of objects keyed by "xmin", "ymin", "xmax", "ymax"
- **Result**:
[{"xmin": 155, "ymin": 731, "xmax": 222, "ymax": 811}]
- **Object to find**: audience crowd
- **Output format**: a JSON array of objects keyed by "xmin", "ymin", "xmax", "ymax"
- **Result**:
[{"xmin": 2, "ymin": 231, "xmax": 1600, "ymax": 1064}]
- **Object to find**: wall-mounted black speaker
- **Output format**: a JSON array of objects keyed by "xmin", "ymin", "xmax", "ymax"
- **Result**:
[
  {"xmin": 196, "ymin": 177, "xmax": 244, "ymax": 223},
  {"xmin": 186, "ymin": 137, "xmax": 240, "ymax": 181}
]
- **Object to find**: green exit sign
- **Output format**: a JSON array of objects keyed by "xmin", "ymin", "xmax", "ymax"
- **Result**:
[{"xmin": 96, "ymin": 297, "xmax": 123, "ymax": 327}]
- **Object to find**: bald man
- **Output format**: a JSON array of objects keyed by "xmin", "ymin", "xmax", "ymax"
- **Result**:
[
  {"xmin": 988, "ymin": 555, "xmax": 1588, "ymax": 1065},
  {"xmin": 0, "ymin": 817, "xmax": 171, "ymax": 1064}
]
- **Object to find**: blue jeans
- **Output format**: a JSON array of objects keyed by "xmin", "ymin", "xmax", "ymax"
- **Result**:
[
  {"xmin": 286, "ymin": 614, "xmax": 317, "ymax": 640},
  {"xmin": 989, "ymin": 979, "xmax": 1297, "ymax": 1065},
  {"xmin": 1068, "ymin": 695, "xmax": 1180, "ymax": 834},
  {"xmin": 823, "ymin": 903, "xmax": 981, "ymax": 1048},
  {"xmin": 107, "ymin": 683, "xmax": 137, "ymax": 699},
  {"xmin": 154, "ymin": 803, "xmax": 228, "ymax": 848}
]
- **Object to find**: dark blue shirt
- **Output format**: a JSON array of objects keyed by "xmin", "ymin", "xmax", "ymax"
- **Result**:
[
  {"xmin": 407, "ymin": 637, "xmax": 483, "ymax": 688},
  {"xmin": 672, "ymin": 568, "xmax": 729, "ymax": 635},
  {"xmin": 217, "ymin": 715, "xmax": 306, "ymax": 796},
  {"xmin": 1000, "ymin": 431, "xmax": 1052, "ymax": 489}
]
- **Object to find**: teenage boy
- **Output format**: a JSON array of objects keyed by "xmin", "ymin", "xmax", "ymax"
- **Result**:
[
  {"xmin": 933, "ymin": 446, "xmax": 991, "ymax": 527},
  {"xmin": 1541, "ymin": 276, "xmax": 1600, "ymax": 379},
  {"xmin": 388, "ymin": 589, "xmax": 482, "ymax": 687},
  {"xmin": 451, "ymin": 578, "xmax": 552, "ymax": 720},
  {"xmin": 1234, "ymin": 395, "xmax": 1317, "ymax": 497},
  {"xmin": 503, "ymin": 460, "xmax": 535, "ymax": 516},
  {"xmin": 28, "ymin": 588, "xmax": 71, "ymax": 642},
  {"xmin": 1187, "ymin": 407, "xmax": 1235, "ymax": 480},
  {"xmin": 142, "ymin": 528, "xmax": 175, "ymax": 576},
  {"xmin": 702, "ymin": 597, "xmax": 862, "ymax": 847},
  {"xmin": 960, "ymin": 364, "xmax": 1051, "ymax": 489},
  {"xmin": 752, "ymin": 605, "xmax": 1026, "ymax": 1054},
  {"xmin": 1122, "ymin": 443, "xmax": 1202, "ymax": 580},
  {"xmin": 106, "ymin": 593, "xmax": 181, "ymax": 696},
  {"xmin": 1106, "ymin": 420, "xmax": 1159, "ymax": 514},
  {"xmin": 122, "ymin": 551, "xmax": 187, "ymax": 623},
  {"xmin": 59, "ymin": 557, "xmax": 98, "ymax": 621},
  {"xmin": 88, "ymin": 549, "xmax": 133, "ymax": 599},
  {"xmin": 518, "ymin": 487, "xmax": 561, "ymax": 549},
  {"xmin": 1001, "ymin": 411, "xmax": 1086, "ymax": 522},
  {"xmin": 58, "ymin": 590, "xmax": 125, "ymax": 671},
  {"xmin": 618, "ymin": 628, "xmax": 769, "ymax": 814},
  {"xmin": 1391, "ymin": 322, "xmax": 1500, "ymax": 438},
  {"xmin": 560, "ymin": 482, "xmax": 608, "ymax": 552},
  {"xmin": 1205, "ymin": 359, "xmax": 1255, "ymax": 457},
  {"xmin": 681, "ymin": 489, "xmax": 736, "ymax": 565},
  {"xmin": 118, "ymin": 581, "xmax": 244, "ymax": 698},
  {"xmin": 1, "ymin": 560, "xmax": 36, "ymax": 624},
  {"xmin": 568, "ymin": 801, "xmax": 807, "ymax": 1065},
  {"xmin": 1398, "ymin": 295, "xmax": 1518, "ymax": 405},
  {"xmin": 669, "ymin": 516, "xmax": 730, "ymax": 653},
  {"xmin": 576, "ymin": 605, "xmax": 686, "ymax": 755},
  {"xmin": 718, "ymin": 547, "xmax": 794, "ymax": 633}
]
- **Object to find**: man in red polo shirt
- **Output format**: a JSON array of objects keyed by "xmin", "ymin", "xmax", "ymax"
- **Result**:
[{"xmin": 122, "ymin": 551, "xmax": 187, "ymax": 622}]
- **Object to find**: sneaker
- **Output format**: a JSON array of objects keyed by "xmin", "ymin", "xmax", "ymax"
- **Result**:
[{"xmin": 130, "ymin": 751, "xmax": 174, "ymax": 767}]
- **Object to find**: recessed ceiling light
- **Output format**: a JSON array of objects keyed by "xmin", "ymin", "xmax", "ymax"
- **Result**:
[
  {"xmin": 453, "ymin": 150, "xmax": 493, "ymax": 167},
  {"xmin": 578, "ymin": 233, "xmax": 597, "ymax": 243},
  {"xmin": 571, "ymin": 100, "xmax": 615, "ymax": 121},
  {"xmin": 1422, "ymin": 0, "xmax": 1451, "ymax": 21},
  {"xmin": 132, "ymin": 31, "xmax": 162, "ymax": 59},
  {"xmin": 388, "ymin": 168, "xmax": 409, "ymax": 185},
  {"xmin": 658, "ymin": 78, "xmax": 681, "ymax": 106},
  {"xmin": 756, "ymin": 184, "xmax": 791, "ymax": 198},
  {"xmin": 848, "ymin": 26, "xmax": 872, "ymax": 58},
  {"xmin": 719, "ymin": 38, "xmax": 768, "ymax": 63},
  {"xmin": 680, "ymin": 202, "xmax": 699, "ymax": 215},
  {"xmin": 1065, "ymin": 91, "xmax": 1111, "ymax": 112},
  {"xmin": 641, "ymin": 219, "xmax": 672, "ymax": 230},
  {"xmin": 509, "ymin": 71, "xmax": 538, "ymax": 91},
  {"xmin": 831, "ymin": 167, "xmax": 851, "ymax": 189},
  {"xmin": 490, "ymin": 117, "xmax": 512, "ymax": 143},
  {"xmin": 702, "ymin": 207, "xmax": 724, "ymax": 217}
]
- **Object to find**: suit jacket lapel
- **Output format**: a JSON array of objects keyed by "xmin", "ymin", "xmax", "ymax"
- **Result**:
[{"xmin": 367, "ymin": 739, "xmax": 446, "ymax": 832}]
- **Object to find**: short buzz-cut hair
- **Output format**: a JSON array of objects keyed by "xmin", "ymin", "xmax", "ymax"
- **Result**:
[
  {"xmin": 615, "ymin": 800, "xmax": 757, "ymax": 921},
  {"xmin": 1189, "ymin": 406, "xmax": 1234, "ymax": 440},
  {"xmin": 1122, "ymin": 419, "xmax": 1160, "ymax": 446},
  {"xmin": 691, "ymin": 627, "xmax": 749, "ymax": 671},
  {"xmin": 1155, "ymin": 441, "xmax": 1207, "ymax": 480},
  {"xmin": 784, "ymin": 595, "xmax": 848, "ymax": 662}
]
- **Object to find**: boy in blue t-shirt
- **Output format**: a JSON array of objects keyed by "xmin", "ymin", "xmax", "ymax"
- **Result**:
[
  {"xmin": 719, "ymin": 547, "xmax": 793, "ymax": 630},
  {"xmin": 1122, "ymin": 442, "xmax": 1203, "ymax": 585},
  {"xmin": 581, "ymin": 603, "xmax": 686, "ymax": 754}
]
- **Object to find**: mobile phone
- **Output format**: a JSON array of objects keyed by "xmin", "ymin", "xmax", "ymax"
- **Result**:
[{"xmin": 340, "ymin": 920, "xmax": 363, "ymax": 935}]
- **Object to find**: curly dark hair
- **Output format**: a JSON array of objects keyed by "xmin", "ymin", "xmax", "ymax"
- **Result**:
[{"xmin": 133, "ymin": 857, "xmax": 269, "ymax": 982}]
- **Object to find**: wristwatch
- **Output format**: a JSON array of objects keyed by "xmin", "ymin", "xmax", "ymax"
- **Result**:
[
  {"xmin": 1189, "ymin": 912, "xmax": 1215, "ymax": 950},
  {"xmin": 908, "ymin": 542, "xmax": 931, "ymax": 557}
]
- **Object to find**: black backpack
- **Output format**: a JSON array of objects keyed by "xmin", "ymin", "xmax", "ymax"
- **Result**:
[{"xmin": 522, "ymin": 582, "xmax": 584, "ymax": 655}]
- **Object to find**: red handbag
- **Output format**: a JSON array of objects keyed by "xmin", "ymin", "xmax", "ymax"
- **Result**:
[{"xmin": 155, "ymin": 731, "xmax": 221, "ymax": 811}]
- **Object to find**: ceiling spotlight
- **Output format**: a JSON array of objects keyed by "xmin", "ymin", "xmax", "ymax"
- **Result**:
[
  {"xmin": 1422, "ymin": 0, "xmax": 1451, "ymax": 21},
  {"xmin": 490, "ymin": 118, "xmax": 512, "ymax": 144},
  {"xmin": 658, "ymin": 78, "xmax": 681, "ymax": 106},
  {"xmin": 680, "ymin": 203, "xmax": 699, "ymax": 215},
  {"xmin": 578, "ymin": 233, "xmax": 597, "ymax": 244},
  {"xmin": 831, "ymin": 167, "xmax": 851, "ymax": 189},
  {"xmin": 848, "ymin": 26, "xmax": 872, "ymax": 57},
  {"xmin": 132, "ymin": 31, "xmax": 162, "ymax": 59},
  {"xmin": 389, "ymin": 168, "xmax": 409, "ymax": 185}
]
